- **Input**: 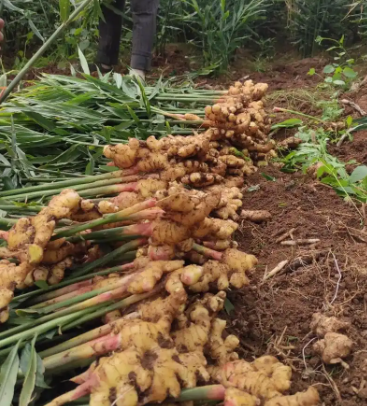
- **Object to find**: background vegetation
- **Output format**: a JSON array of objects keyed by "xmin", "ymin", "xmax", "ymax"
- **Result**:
[{"xmin": 2, "ymin": 0, "xmax": 367, "ymax": 72}]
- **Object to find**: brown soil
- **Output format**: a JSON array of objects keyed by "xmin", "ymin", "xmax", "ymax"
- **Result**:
[
  {"xmin": 329, "ymin": 131, "xmax": 367, "ymax": 167},
  {"xmin": 226, "ymin": 164, "xmax": 367, "ymax": 405},
  {"xmin": 218, "ymin": 55, "xmax": 367, "ymax": 405}
]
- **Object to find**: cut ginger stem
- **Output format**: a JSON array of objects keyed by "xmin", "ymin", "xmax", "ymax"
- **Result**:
[
  {"xmin": 192, "ymin": 243, "xmax": 223, "ymax": 261},
  {"xmin": 53, "ymin": 198, "xmax": 157, "ymax": 239},
  {"xmin": 27, "ymin": 261, "xmax": 136, "ymax": 305},
  {"xmin": 43, "ymin": 334, "xmax": 122, "ymax": 370}
]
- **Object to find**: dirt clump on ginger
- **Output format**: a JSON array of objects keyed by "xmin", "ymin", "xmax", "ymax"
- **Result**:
[
  {"xmin": 313, "ymin": 332, "xmax": 353, "ymax": 365},
  {"xmin": 310, "ymin": 313, "xmax": 350, "ymax": 338}
]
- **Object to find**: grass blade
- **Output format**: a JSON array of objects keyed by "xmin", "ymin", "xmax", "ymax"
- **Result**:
[
  {"xmin": 19, "ymin": 335, "xmax": 38, "ymax": 406},
  {"xmin": 0, "ymin": 340, "xmax": 21, "ymax": 406}
]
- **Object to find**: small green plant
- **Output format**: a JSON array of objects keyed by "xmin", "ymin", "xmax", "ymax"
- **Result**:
[
  {"xmin": 307, "ymin": 36, "xmax": 358, "ymax": 90},
  {"xmin": 252, "ymin": 38, "xmax": 275, "ymax": 72},
  {"xmin": 281, "ymin": 127, "xmax": 367, "ymax": 203},
  {"xmin": 317, "ymin": 100, "xmax": 344, "ymax": 122}
]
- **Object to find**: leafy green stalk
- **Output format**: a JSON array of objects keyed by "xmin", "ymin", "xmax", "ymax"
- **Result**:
[{"xmin": 0, "ymin": 0, "xmax": 95, "ymax": 104}]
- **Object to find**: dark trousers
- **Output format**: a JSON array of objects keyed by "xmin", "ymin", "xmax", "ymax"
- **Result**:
[{"xmin": 96, "ymin": 0, "xmax": 159, "ymax": 71}]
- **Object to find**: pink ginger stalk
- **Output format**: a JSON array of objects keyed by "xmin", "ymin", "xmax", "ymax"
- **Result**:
[
  {"xmin": 45, "ymin": 375, "xmax": 98, "ymax": 406},
  {"xmin": 192, "ymin": 243, "xmax": 223, "ymax": 261},
  {"xmin": 34, "ymin": 285, "xmax": 97, "ymax": 309},
  {"xmin": 33, "ymin": 261, "xmax": 136, "ymax": 305},
  {"xmin": 72, "ymin": 369, "xmax": 93, "ymax": 384},
  {"xmin": 32, "ymin": 279, "xmax": 95, "ymax": 304},
  {"xmin": 113, "ymin": 181, "xmax": 140, "ymax": 193},
  {"xmin": 123, "ymin": 222, "xmax": 154, "ymax": 237},
  {"xmin": 0, "ymin": 231, "xmax": 9, "ymax": 241},
  {"xmin": 52, "ymin": 272, "xmax": 139, "ymax": 315},
  {"xmin": 43, "ymin": 334, "xmax": 122, "ymax": 370},
  {"xmin": 207, "ymin": 385, "xmax": 226, "ymax": 400},
  {"xmin": 128, "ymin": 207, "xmax": 163, "ymax": 222}
]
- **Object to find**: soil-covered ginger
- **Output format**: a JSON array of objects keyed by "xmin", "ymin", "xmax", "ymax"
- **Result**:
[{"xmin": 313, "ymin": 332, "xmax": 353, "ymax": 365}]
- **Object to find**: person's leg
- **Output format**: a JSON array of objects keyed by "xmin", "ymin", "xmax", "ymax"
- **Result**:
[
  {"xmin": 96, "ymin": 0, "xmax": 126, "ymax": 68},
  {"xmin": 130, "ymin": 0, "xmax": 160, "ymax": 74}
]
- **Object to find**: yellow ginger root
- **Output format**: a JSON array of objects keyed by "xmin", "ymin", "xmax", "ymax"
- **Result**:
[
  {"xmin": 7, "ymin": 189, "xmax": 81, "ymax": 264},
  {"xmin": 164, "ymin": 265, "xmax": 205, "ymax": 297},
  {"xmin": 147, "ymin": 133, "xmax": 211, "ymax": 159},
  {"xmin": 208, "ymin": 318, "xmax": 239, "ymax": 365},
  {"xmin": 181, "ymin": 172, "xmax": 223, "ymax": 188},
  {"xmin": 164, "ymin": 191, "xmax": 221, "ymax": 228},
  {"xmin": 278, "ymin": 136, "xmax": 303, "ymax": 150},
  {"xmin": 104, "ymin": 291, "xmax": 187, "ymax": 326},
  {"xmin": 19, "ymin": 257, "xmax": 73, "ymax": 288},
  {"xmin": 210, "ymin": 356, "xmax": 293, "ymax": 400},
  {"xmin": 171, "ymin": 292, "xmax": 226, "ymax": 353},
  {"xmin": 127, "ymin": 260, "xmax": 184, "ymax": 294},
  {"xmin": 224, "ymin": 177, "xmax": 245, "ymax": 188},
  {"xmin": 150, "ymin": 219, "xmax": 190, "ymax": 246},
  {"xmin": 222, "ymin": 249, "xmax": 257, "ymax": 287},
  {"xmin": 0, "ymin": 260, "xmax": 34, "ymax": 322},
  {"xmin": 69, "ymin": 199, "xmax": 105, "ymax": 222},
  {"xmin": 310, "ymin": 313, "xmax": 349, "ymax": 338},
  {"xmin": 96, "ymin": 179, "xmax": 168, "ymax": 213},
  {"xmin": 189, "ymin": 249, "xmax": 257, "ymax": 291},
  {"xmin": 207, "ymin": 185, "xmax": 243, "ymax": 204},
  {"xmin": 135, "ymin": 152, "xmax": 169, "ymax": 172},
  {"xmin": 264, "ymin": 388, "xmax": 320, "ymax": 406},
  {"xmin": 102, "ymin": 310, "xmax": 123, "ymax": 324},
  {"xmin": 48, "ymin": 313, "xmax": 209, "ymax": 406},
  {"xmin": 188, "ymin": 260, "xmax": 232, "ymax": 292},
  {"xmin": 148, "ymin": 189, "xmax": 222, "ymax": 248},
  {"xmin": 224, "ymin": 388, "xmax": 259, "ymax": 406},
  {"xmin": 203, "ymin": 240, "xmax": 238, "ymax": 251},
  {"xmin": 104, "ymin": 138, "xmax": 169, "ymax": 172},
  {"xmin": 69, "ymin": 196, "xmax": 126, "ymax": 221},
  {"xmin": 312, "ymin": 332, "xmax": 353, "ymax": 365},
  {"xmin": 204, "ymin": 185, "xmax": 243, "ymax": 221},
  {"xmin": 156, "ymin": 187, "xmax": 201, "ymax": 213},
  {"xmin": 138, "ymin": 292, "xmax": 187, "ymax": 323},
  {"xmin": 251, "ymin": 356, "xmax": 292, "ymax": 393},
  {"xmin": 224, "ymin": 387, "xmax": 319, "ymax": 406},
  {"xmin": 104, "ymin": 138, "xmax": 141, "ymax": 168},
  {"xmin": 241, "ymin": 210, "xmax": 272, "ymax": 223},
  {"xmin": 0, "ymin": 287, "xmax": 14, "ymax": 323},
  {"xmin": 188, "ymin": 250, "xmax": 256, "ymax": 293},
  {"xmin": 219, "ymin": 155, "xmax": 246, "ymax": 169},
  {"xmin": 136, "ymin": 179, "xmax": 168, "ymax": 198},
  {"xmin": 84, "ymin": 346, "xmax": 208, "ymax": 406},
  {"xmin": 42, "ymin": 241, "xmax": 88, "ymax": 265}
]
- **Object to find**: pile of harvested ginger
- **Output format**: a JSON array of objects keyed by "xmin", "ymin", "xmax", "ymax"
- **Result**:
[{"xmin": 0, "ymin": 80, "xmax": 319, "ymax": 406}]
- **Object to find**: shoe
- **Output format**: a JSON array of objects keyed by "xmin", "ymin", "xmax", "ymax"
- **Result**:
[
  {"xmin": 88, "ymin": 63, "xmax": 113, "ymax": 74},
  {"xmin": 129, "ymin": 68, "xmax": 146, "ymax": 83}
]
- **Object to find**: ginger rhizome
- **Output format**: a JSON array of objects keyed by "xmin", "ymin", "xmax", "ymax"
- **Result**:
[
  {"xmin": 310, "ymin": 313, "xmax": 353, "ymax": 365},
  {"xmin": 210, "ymin": 356, "xmax": 319, "ymax": 406}
]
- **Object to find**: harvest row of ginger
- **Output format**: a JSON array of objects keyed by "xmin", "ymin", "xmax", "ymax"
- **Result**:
[{"xmin": 0, "ymin": 81, "xmax": 322, "ymax": 406}]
